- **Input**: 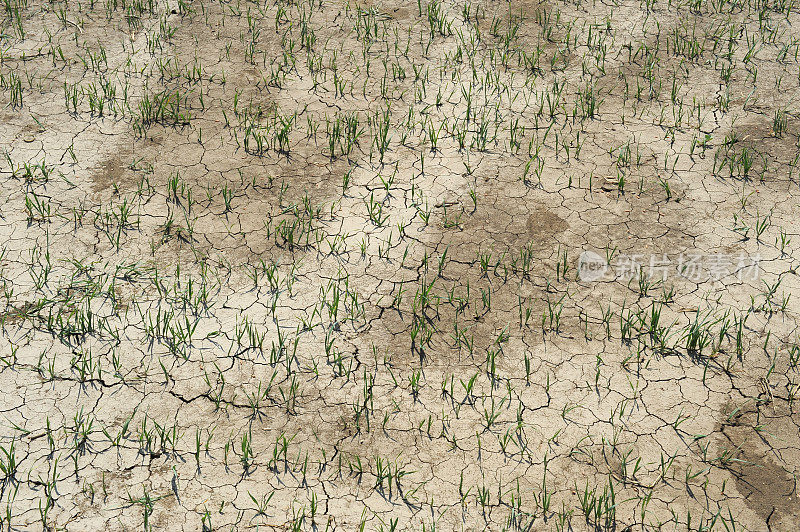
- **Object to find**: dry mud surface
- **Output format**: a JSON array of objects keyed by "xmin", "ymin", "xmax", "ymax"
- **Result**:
[{"xmin": 1, "ymin": 0, "xmax": 800, "ymax": 529}]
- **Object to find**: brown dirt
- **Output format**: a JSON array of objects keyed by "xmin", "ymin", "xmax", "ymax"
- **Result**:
[{"xmin": 1, "ymin": 0, "xmax": 799, "ymax": 530}]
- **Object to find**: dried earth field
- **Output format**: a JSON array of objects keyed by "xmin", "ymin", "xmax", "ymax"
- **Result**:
[{"xmin": 1, "ymin": 0, "xmax": 800, "ymax": 529}]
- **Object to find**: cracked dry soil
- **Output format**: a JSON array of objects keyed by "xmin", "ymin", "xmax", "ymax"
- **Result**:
[{"xmin": 1, "ymin": 0, "xmax": 800, "ymax": 529}]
